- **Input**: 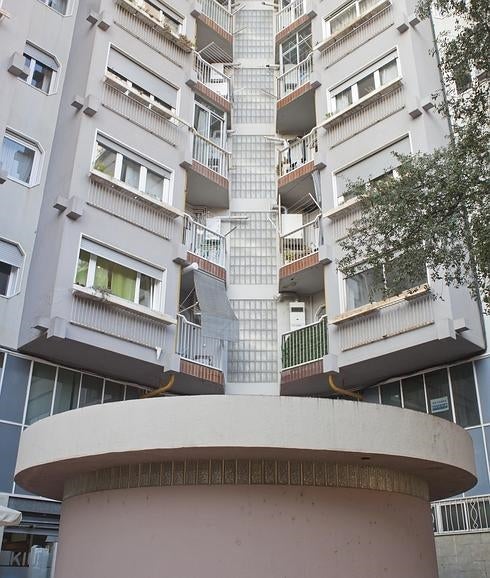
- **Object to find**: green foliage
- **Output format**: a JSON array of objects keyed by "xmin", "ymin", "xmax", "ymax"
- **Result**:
[{"xmin": 338, "ymin": 0, "xmax": 490, "ymax": 311}]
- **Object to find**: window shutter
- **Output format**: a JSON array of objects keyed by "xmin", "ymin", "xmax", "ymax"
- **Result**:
[
  {"xmin": 0, "ymin": 240, "xmax": 24, "ymax": 268},
  {"xmin": 24, "ymin": 44, "xmax": 59, "ymax": 71}
]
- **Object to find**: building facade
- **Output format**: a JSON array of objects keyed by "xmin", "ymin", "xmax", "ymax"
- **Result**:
[{"xmin": 0, "ymin": 0, "xmax": 487, "ymax": 576}]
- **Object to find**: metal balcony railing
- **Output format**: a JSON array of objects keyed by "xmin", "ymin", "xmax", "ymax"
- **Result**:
[
  {"xmin": 281, "ymin": 316, "xmax": 328, "ymax": 369},
  {"xmin": 199, "ymin": 0, "xmax": 233, "ymax": 33},
  {"xmin": 432, "ymin": 496, "xmax": 490, "ymax": 534},
  {"xmin": 184, "ymin": 216, "xmax": 226, "ymax": 267},
  {"xmin": 193, "ymin": 52, "xmax": 231, "ymax": 101},
  {"xmin": 276, "ymin": 0, "xmax": 306, "ymax": 33},
  {"xmin": 192, "ymin": 132, "xmax": 229, "ymax": 178},
  {"xmin": 278, "ymin": 127, "xmax": 317, "ymax": 176},
  {"xmin": 277, "ymin": 53, "xmax": 313, "ymax": 99},
  {"xmin": 280, "ymin": 215, "xmax": 321, "ymax": 265},
  {"xmin": 176, "ymin": 314, "xmax": 225, "ymax": 371}
]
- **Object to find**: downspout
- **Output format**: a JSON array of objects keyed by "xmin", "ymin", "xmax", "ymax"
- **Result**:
[
  {"xmin": 328, "ymin": 374, "xmax": 363, "ymax": 401},
  {"xmin": 141, "ymin": 374, "xmax": 175, "ymax": 398}
]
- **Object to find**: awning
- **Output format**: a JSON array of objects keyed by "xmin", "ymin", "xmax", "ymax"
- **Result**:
[
  {"xmin": 194, "ymin": 271, "xmax": 239, "ymax": 342},
  {"xmin": 0, "ymin": 505, "xmax": 22, "ymax": 527}
]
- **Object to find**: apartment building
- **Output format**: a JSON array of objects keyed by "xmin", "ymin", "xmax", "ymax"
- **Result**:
[{"xmin": 0, "ymin": 0, "xmax": 488, "ymax": 576}]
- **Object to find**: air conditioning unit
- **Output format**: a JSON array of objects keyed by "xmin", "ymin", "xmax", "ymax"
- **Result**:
[
  {"xmin": 281, "ymin": 214, "xmax": 303, "ymax": 239},
  {"xmin": 289, "ymin": 301, "xmax": 306, "ymax": 331}
]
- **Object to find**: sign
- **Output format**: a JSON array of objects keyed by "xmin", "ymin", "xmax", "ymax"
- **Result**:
[{"xmin": 430, "ymin": 396, "xmax": 450, "ymax": 414}]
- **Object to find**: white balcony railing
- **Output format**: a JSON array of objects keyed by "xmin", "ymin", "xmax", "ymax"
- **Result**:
[
  {"xmin": 193, "ymin": 52, "xmax": 231, "ymax": 101},
  {"xmin": 277, "ymin": 53, "xmax": 313, "ymax": 99},
  {"xmin": 199, "ymin": 0, "xmax": 233, "ymax": 33},
  {"xmin": 192, "ymin": 133, "xmax": 229, "ymax": 178},
  {"xmin": 433, "ymin": 496, "xmax": 490, "ymax": 535},
  {"xmin": 176, "ymin": 314, "xmax": 225, "ymax": 371},
  {"xmin": 276, "ymin": 0, "xmax": 306, "ymax": 33},
  {"xmin": 280, "ymin": 215, "xmax": 321, "ymax": 265},
  {"xmin": 184, "ymin": 216, "xmax": 226, "ymax": 267},
  {"xmin": 278, "ymin": 127, "xmax": 317, "ymax": 176},
  {"xmin": 281, "ymin": 316, "xmax": 328, "ymax": 369}
]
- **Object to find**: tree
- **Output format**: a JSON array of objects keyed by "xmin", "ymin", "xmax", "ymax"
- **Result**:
[{"xmin": 337, "ymin": 0, "xmax": 490, "ymax": 311}]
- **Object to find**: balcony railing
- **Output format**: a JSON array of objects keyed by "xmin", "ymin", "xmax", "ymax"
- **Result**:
[
  {"xmin": 184, "ymin": 216, "xmax": 226, "ymax": 267},
  {"xmin": 193, "ymin": 52, "xmax": 231, "ymax": 101},
  {"xmin": 192, "ymin": 132, "xmax": 229, "ymax": 178},
  {"xmin": 277, "ymin": 53, "xmax": 313, "ymax": 99},
  {"xmin": 432, "ymin": 496, "xmax": 490, "ymax": 535},
  {"xmin": 199, "ymin": 0, "xmax": 233, "ymax": 33},
  {"xmin": 102, "ymin": 77, "xmax": 186, "ymax": 147},
  {"xmin": 176, "ymin": 314, "xmax": 225, "ymax": 371},
  {"xmin": 282, "ymin": 316, "xmax": 328, "ymax": 369},
  {"xmin": 114, "ymin": 0, "xmax": 193, "ymax": 55},
  {"xmin": 276, "ymin": 0, "xmax": 306, "ymax": 33},
  {"xmin": 278, "ymin": 127, "xmax": 317, "ymax": 176},
  {"xmin": 280, "ymin": 215, "xmax": 321, "ymax": 265}
]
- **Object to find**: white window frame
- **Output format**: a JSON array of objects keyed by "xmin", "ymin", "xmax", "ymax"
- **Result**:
[
  {"xmin": 324, "ymin": 0, "xmax": 389, "ymax": 37},
  {"xmin": 279, "ymin": 27, "xmax": 312, "ymax": 74},
  {"xmin": 0, "ymin": 239, "xmax": 24, "ymax": 299},
  {"xmin": 37, "ymin": 0, "xmax": 71, "ymax": 16},
  {"xmin": 142, "ymin": 0, "xmax": 185, "ymax": 34},
  {"xmin": 0, "ymin": 130, "xmax": 43, "ymax": 188},
  {"xmin": 92, "ymin": 135, "xmax": 173, "ymax": 205},
  {"xmin": 328, "ymin": 50, "xmax": 401, "ymax": 114},
  {"xmin": 75, "ymin": 243, "xmax": 166, "ymax": 313},
  {"xmin": 193, "ymin": 98, "xmax": 226, "ymax": 147},
  {"xmin": 22, "ymin": 50, "xmax": 58, "ymax": 95}
]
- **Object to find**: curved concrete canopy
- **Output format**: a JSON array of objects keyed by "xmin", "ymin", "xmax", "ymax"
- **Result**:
[{"xmin": 15, "ymin": 396, "xmax": 476, "ymax": 501}]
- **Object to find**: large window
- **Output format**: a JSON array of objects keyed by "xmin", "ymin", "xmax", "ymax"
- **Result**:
[
  {"xmin": 93, "ymin": 135, "xmax": 172, "ymax": 203},
  {"xmin": 345, "ymin": 259, "xmax": 427, "ymax": 311},
  {"xmin": 0, "ymin": 131, "xmax": 41, "ymax": 186},
  {"xmin": 280, "ymin": 26, "xmax": 312, "ymax": 74},
  {"xmin": 193, "ymin": 96, "xmax": 225, "ymax": 147},
  {"xmin": 325, "ymin": 0, "xmax": 383, "ymax": 36},
  {"xmin": 75, "ymin": 240, "xmax": 165, "ymax": 312},
  {"xmin": 22, "ymin": 44, "xmax": 58, "ymax": 94},
  {"xmin": 38, "ymin": 0, "xmax": 69, "ymax": 15},
  {"xmin": 330, "ymin": 52, "xmax": 400, "ymax": 114},
  {"xmin": 0, "ymin": 239, "xmax": 23, "ymax": 297}
]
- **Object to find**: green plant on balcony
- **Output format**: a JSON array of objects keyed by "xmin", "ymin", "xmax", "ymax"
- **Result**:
[{"xmin": 282, "ymin": 319, "xmax": 328, "ymax": 369}]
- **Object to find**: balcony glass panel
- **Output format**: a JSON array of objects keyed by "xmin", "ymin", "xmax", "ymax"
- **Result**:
[
  {"xmin": 426, "ymin": 368, "xmax": 453, "ymax": 421},
  {"xmin": 25, "ymin": 363, "xmax": 56, "ymax": 425},
  {"xmin": 53, "ymin": 369, "xmax": 80, "ymax": 414},
  {"xmin": 380, "ymin": 380, "xmax": 401, "ymax": 407},
  {"xmin": 402, "ymin": 375, "xmax": 426, "ymax": 412},
  {"xmin": 450, "ymin": 363, "xmax": 480, "ymax": 427},
  {"xmin": 79, "ymin": 375, "xmax": 103, "ymax": 407}
]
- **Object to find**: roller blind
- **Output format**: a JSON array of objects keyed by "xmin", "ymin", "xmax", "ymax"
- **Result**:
[
  {"xmin": 332, "ymin": 50, "xmax": 398, "ymax": 94},
  {"xmin": 80, "ymin": 238, "xmax": 163, "ymax": 280},
  {"xmin": 108, "ymin": 48, "xmax": 178, "ymax": 109},
  {"xmin": 0, "ymin": 240, "xmax": 24, "ymax": 268},
  {"xmin": 336, "ymin": 137, "xmax": 411, "ymax": 196},
  {"xmin": 24, "ymin": 44, "xmax": 59, "ymax": 71}
]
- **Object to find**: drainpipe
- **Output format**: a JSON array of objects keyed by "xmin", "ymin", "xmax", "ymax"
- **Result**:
[
  {"xmin": 328, "ymin": 374, "xmax": 363, "ymax": 401},
  {"xmin": 141, "ymin": 374, "xmax": 175, "ymax": 398}
]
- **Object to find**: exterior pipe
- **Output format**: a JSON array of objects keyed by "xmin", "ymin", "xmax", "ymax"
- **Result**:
[
  {"xmin": 328, "ymin": 374, "xmax": 363, "ymax": 401},
  {"xmin": 141, "ymin": 375, "xmax": 175, "ymax": 398}
]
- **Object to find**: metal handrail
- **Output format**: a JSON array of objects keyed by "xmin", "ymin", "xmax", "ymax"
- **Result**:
[{"xmin": 193, "ymin": 52, "xmax": 231, "ymax": 101}]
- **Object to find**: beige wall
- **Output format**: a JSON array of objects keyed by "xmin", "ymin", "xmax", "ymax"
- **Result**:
[{"xmin": 56, "ymin": 485, "xmax": 439, "ymax": 578}]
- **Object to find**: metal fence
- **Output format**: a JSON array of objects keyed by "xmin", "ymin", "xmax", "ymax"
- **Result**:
[
  {"xmin": 183, "ymin": 216, "xmax": 226, "ymax": 267},
  {"xmin": 277, "ymin": 53, "xmax": 313, "ymax": 99},
  {"xmin": 278, "ymin": 127, "xmax": 317, "ymax": 176},
  {"xmin": 280, "ymin": 215, "xmax": 320, "ymax": 265},
  {"xmin": 200, "ymin": 0, "xmax": 233, "ymax": 32},
  {"xmin": 281, "ymin": 316, "xmax": 328, "ymax": 369},
  {"xmin": 433, "ymin": 496, "xmax": 490, "ymax": 534},
  {"xmin": 193, "ymin": 52, "xmax": 231, "ymax": 101},
  {"xmin": 176, "ymin": 314, "xmax": 225, "ymax": 371},
  {"xmin": 276, "ymin": 0, "xmax": 306, "ymax": 32},
  {"xmin": 192, "ymin": 132, "xmax": 229, "ymax": 178}
]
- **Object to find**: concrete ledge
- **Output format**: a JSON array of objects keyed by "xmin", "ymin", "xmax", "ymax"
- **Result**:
[{"xmin": 15, "ymin": 396, "xmax": 476, "ymax": 501}]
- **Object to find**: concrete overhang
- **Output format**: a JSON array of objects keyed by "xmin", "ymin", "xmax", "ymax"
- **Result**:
[{"xmin": 15, "ymin": 396, "xmax": 476, "ymax": 502}]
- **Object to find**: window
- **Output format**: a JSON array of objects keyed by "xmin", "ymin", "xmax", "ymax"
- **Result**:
[
  {"xmin": 107, "ymin": 47, "xmax": 178, "ymax": 114},
  {"xmin": 39, "ymin": 0, "xmax": 68, "ymax": 15},
  {"xmin": 401, "ymin": 375, "xmax": 426, "ymax": 412},
  {"xmin": 136, "ymin": 0, "xmax": 183, "ymax": 33},
  {"xmin": 25, "ymin": 363, "xmax": 56, "ymax": 425},
  {"xmin": 0, "ymin": 239, "xmax": 23, "ymax": 297},
  {"xmin": 345, "ymin": 258, "xmax": 427, "ymax": 311},
  {"xmin": 53, "ymin": 368, "xmax": 80, "ymax": 414},
  {"xmin": 79, "ymin": 374, "xmax": 103, "ymax": 407},
  {"xmin": 74, "ymin": 239, "xmax": 165, "ymax": 312},
  {"xmin": 450, "ymin": 363, "xmax": 480, "ymax": 427},
  {"xmin": 280, "ymin": 27, "xmax": 312, "ymax": 74},
  {"xmin": 425, "ymin": 369, "xmax": 453, "ymax": 422},
  {"xmin": 325, "ymin": 0, "xmax": 383, "ymax": 36},
  {"xmin": 0, "ymin": 132, "xmax": 41, "ymax": 186},
  {"xmin": 330, "ymin": 52, "xmax": 400, "ymax": 114},
  {"xmin": 194, "ymin": 97, "xmax": 225, "ymax": 147},
  {"xmin": 93, "ymin": 135, "xmax": 172, "ymax": 203},
  {"xmin": 22, "ymin": 45, "xmax": 59, "ymax": 94},
  {"xmin": 380, "ymin": 381, "xmax": 401, "ymax": 407}
]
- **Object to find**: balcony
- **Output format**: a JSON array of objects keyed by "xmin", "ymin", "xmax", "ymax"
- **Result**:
[
  {"xmin": 280, "ymin": 316, "xmax": 331, "ymax": 395},
  {"xmin": 113, "ymin": 0, "xmax": 193, "ymax": 67},
  {"xmin": 192, "ymin": 0, "xmax": 233, "ymax": 62},
  {"xmin": 276, "ymin": 0, "xmax": 315, "ymax": 43},
  {"xmin": 175, "ymin": 314, "xmax": 225, "ymax": 392},
  {"xmin": 318, "ymin": 1, "xmax": 394, "ymax": 68},
  {"xmin": 102, "ymin": 74, "xmax": 187, "ymax": 147},
  {"xmin": 184, "ymin": 132, "xmax": 230, "ymax": 208},
  {"xmin": 277, "ymin": 128, "xmax": 324, "ymax": 204},
  {"xmin": 277, "ymin": 55, "xmax": 319, "ymax": 134},
  {"xmin": 432, "ymin": 495, "xmax": 490, "ymax": 534},
  {"xmin": 188, "ymin": 52, "xmax": 231, "ymax": 111},
  {"xmin": 183, "ymin": 216, "xmax": 226, "ymax": 280},
  {"xmin": 322, "ymin": 79, "xmax": 404, "ymax": 147},
  {"xmin": 279, "ymin": 216, "xmax": 330, "ymax": 294}
]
